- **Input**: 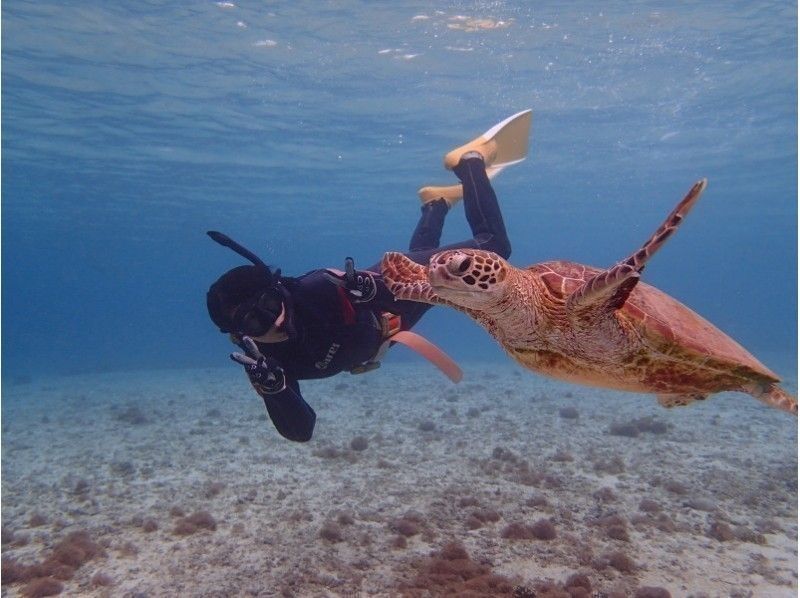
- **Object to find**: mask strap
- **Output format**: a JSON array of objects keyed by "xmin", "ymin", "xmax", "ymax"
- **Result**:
[{"xmin": 277, "ymin": 284, "xmax": 296, "ymax": 339}]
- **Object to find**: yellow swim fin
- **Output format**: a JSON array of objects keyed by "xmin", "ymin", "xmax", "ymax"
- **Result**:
[{"xmin": 444, "ymin": 109, "xmax": 533, "ymax": 170}]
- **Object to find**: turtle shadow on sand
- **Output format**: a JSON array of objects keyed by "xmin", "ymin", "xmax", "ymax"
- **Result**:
[{"xmin": 382, "ymin": 179, "xmax": 797, "ymax": 416}]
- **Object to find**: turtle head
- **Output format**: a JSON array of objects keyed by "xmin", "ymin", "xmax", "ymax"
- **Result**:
[{"xmin": 428, "ymin": 249, "xmax": 511, "ymax": 309}]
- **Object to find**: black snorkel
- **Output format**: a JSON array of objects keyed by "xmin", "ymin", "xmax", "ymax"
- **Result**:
[
  {"xmin": 207, "ymin": 231, "xmax": 274, "ymax": 273},
  {"xmin": 207, "ymin": 231, "xmax": 297, "ymax": 339}
]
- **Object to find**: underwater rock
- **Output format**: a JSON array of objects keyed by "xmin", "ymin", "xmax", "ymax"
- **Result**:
[
  {"xmin": 707, "ymin": 520, "xmax": 735, "ymax": 542},
  {"xmin": 113, "ymin": 405, "xmax": 150, "ymax": 426},
  {"xmin": 608, "ymin": 422, "xmax": 639, "ymax": 437},
  {"xmin": 501, "ymin": 518, "xmax": 556, "ymax": 541},
  {"xmin": 401, "ymin": 541, "xmax": 515, "ymax": 595},
  {"xmin": 319, "ymin": 522, "xmax": 344, "ymax": 543},
  {"xmin": 203, "ymin": 481, "xmax": 225, "ymax": 498},
  {"xmin": 418, "ymin": 420, "xmax": 436, "ymax": 432},
  {"xmin": 90, "ymin": 571, "xmax": 114, "ymax": 587},
  {"xmin": 639, "ymin": 498, "xmax": 661, "ymax": 513},
  {"xmin": 550, "ymin": 449, "xmax": 574, "ymax": 462},
  {"xmin": 21, "ymin": 577, "xmax": 63, "ymax": 597},
  {"xmin": 350, "ymin": 435, "xmax": 368, "ymax": 451},
  {"xmin": 172, "ymin": 511, "xmax": 216, "ymax": 535},
  {"xmin": 558, "ymin": 406, "xmax": 580, "ymax": 419},
  {"xmin": 530, "ymin": 518, "xmax": 557, "ymax": 540}
]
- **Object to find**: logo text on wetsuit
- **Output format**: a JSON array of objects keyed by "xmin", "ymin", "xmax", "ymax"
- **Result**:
[{"xmin": 315, "ymin": 343, "xmax": 341, "ymax": 370}]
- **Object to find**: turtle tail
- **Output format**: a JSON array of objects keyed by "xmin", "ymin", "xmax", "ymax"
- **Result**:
[{"xmin": 745, "ymin": 382, "xmax": 797, "ymax": 415}]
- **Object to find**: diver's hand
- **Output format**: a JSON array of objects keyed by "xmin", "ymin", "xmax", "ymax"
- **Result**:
[
  {"xmin": 324, "ymin": 257, "xmax": 378, "ymax": 303},
  {"xmin": 230, "ymin": 336, "xmax": 286, "ymax": 394},
  {"xmin": 347, "ymin": 268, "xmax": 378, "ymax": 303}
]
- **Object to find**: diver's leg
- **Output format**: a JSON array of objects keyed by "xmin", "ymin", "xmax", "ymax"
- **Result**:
[
  {"xmin": 366, "ymin": 155, "xmax": 511, "ymax": 330},
  {"xmin": 368, "ymin": 154, "xmax": 510, "ymax": 273},
  {"xmin": 365, "ymin": 201, "xmax": 446, "ymax": 329},
  {"xmin": 408, "ymin": 198, "xmax": 449, "ymax": 251},
  {"xmin": 452, "ymin": 154, "xmax": 511, "ymax": 258}
]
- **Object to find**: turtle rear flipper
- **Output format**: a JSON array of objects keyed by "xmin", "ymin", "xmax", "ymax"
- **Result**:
[
  {"xmin": 744, "ymin": 382, "xmax": 798, "ymax": 415},
  {"xmin": 567, "ymin": 179, "xmax": 707, "ymax": 319}
]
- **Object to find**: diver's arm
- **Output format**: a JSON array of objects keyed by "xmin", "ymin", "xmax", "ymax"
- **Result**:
[
  {"xmin": 231, "ymin": 337, "xmax": 316, "ymax": 442},
  {"xmin": 257, "ymin": 378, "xmax": 316, "ymax": 442}
]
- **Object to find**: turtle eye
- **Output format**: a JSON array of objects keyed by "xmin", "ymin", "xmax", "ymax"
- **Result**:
[{"xmin": 457, "ymin": 257, "xmax": 472, "ymax": 273}]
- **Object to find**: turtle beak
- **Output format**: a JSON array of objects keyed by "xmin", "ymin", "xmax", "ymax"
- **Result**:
[{"xmin": 428, "ymin": 261, "xmax": 451, "ymax": 286}]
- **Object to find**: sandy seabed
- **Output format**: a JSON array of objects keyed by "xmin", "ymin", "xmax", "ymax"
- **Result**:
[{"xmin": 1, "ymin": 359, "xmax": 797, "ymax": 598}]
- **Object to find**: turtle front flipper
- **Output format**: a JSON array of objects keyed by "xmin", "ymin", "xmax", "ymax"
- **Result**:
[
  {"xmin": 621, "ymin": 178, "xmax": 707, "ymax": 273},
  {"xmin": 381, "ymin": 252, "xmax": 442, "ymax": 304},
  {"xmin": 566, "ymin": 179, "xmax": 707, "ymax": 319},
  {"xmin": 381, "ymin": 252, "xmax": 481, "ymax": 318},
  {"xmin": 566, "ymin": 262, "xmax": 641, "ymax": 319}
]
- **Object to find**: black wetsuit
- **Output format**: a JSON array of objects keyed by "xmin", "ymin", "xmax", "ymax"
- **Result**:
[{"xmin": 239, "ymin": 157, "xmax": 511, "ymax": 441}]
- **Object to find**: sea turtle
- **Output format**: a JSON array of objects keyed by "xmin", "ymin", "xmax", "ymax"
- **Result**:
[{"xmin": 381, "ymin": 179, "xmax": 797, "ymax": 415}]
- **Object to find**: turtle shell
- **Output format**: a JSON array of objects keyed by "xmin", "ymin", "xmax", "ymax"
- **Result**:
[{"xmin": 533, "ymin": 260, "xmax": 779, "ymax": 382}]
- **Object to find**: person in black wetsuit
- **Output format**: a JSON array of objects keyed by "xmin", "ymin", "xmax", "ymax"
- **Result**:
[{"xmin": 206, "ymin": 151, "xmax": 511, "ymax": 442}]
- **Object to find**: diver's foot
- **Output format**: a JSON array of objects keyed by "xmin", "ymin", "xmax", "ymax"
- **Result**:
[
  {"xmin": 444, "ymin": 136, "xmax": 498, "ymax": 170},
  {"xmin": 418, "ymin": 184, "xmax": 463, "ymax": 207},
  {"xmin": 444, "ymin": 110, "xmax": 532, "ymax": 171}
]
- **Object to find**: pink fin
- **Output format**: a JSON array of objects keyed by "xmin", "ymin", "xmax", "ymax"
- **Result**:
[{"xmin": 392, "ymin": 330, "xmax": 463, "ymax": 383}]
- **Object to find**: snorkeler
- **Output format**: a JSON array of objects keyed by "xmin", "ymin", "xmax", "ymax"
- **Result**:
[{"xmin": 206, "ymin": 110, "xmax": 532, "ymax": 441}]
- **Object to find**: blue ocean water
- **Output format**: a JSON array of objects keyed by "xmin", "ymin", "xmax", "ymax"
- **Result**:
[
  {"xmin": 1, "ymin": 5, "xmax": 798, "ymax": 596},
  {"xmin": 2, "ymin": 1, "xmax": 797, "ymax": 380}
]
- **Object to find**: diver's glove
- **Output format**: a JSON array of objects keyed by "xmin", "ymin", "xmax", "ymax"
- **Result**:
[
  {"xmin": 324, "ymin": 257, "xmax": 378, "ymax": 303},
  {"xmin": 230, "ymin": 336, "xmax": 286, "ymax": 394}
]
